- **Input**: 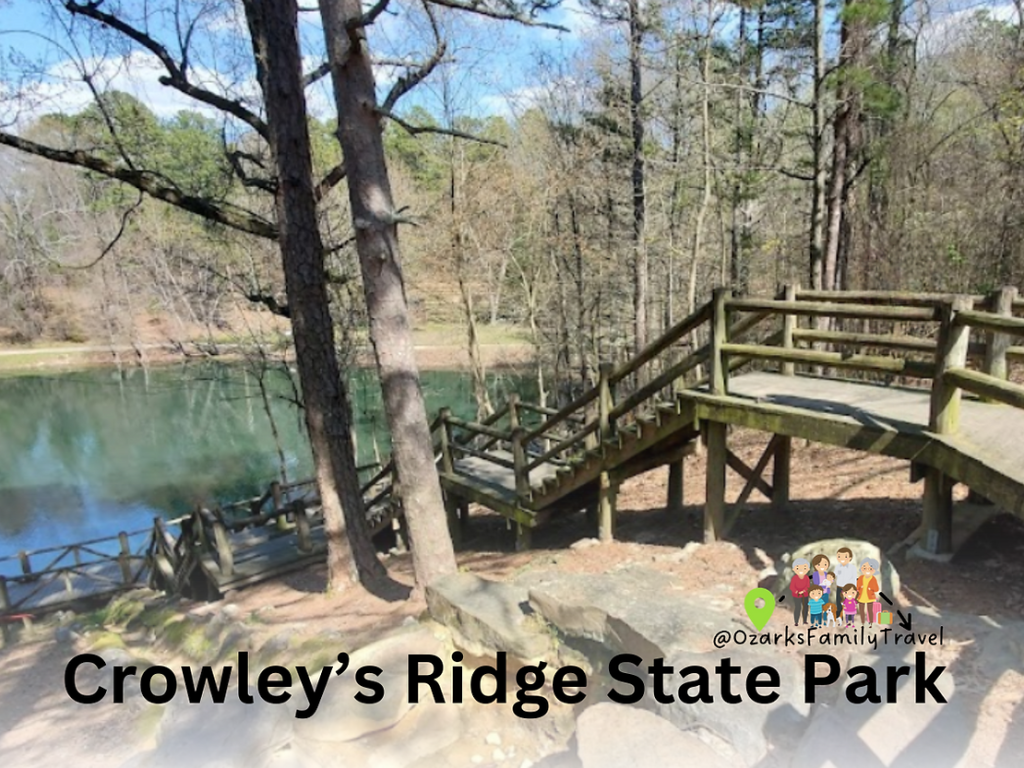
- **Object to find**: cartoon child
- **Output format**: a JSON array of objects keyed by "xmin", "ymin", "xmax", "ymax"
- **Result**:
[
  {"xmin": 825, "ymin": 571, "xmax": 837, "ymax": 599},
  {"xmin": 841, "ymin": 583, "xmax": 858, "ymax": 628},
  {"xmin": 856, "ymin": 557, "xmax": 881, "ymax": 626},
  {"xmin": 811, "ymin": 554, "xmax": 831, "ymax": 600},
  {"xmin": 808, "ymin": 585, "xmax": 826, "ymax": 627},
  {"xmin": 789, "ymin": 558, "xmax": 812, "ymax": 626},
  {"xmin": 833, "ymin": 547, "xmax": 858, "ymax": 611}
]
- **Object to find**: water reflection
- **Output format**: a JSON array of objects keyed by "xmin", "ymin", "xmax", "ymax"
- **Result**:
[{"xmin": 0, "ymin": 362, "xmax": 528, "ymax": 564}]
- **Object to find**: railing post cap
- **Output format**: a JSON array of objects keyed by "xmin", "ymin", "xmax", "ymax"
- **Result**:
[{"xmin": 599, "ymin": 361, "xmax": 614, "ymax": 374}]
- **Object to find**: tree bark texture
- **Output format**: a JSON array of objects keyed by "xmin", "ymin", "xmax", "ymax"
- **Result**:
[
  {"xmin": 319, "ymin": 0, "xmax": 457, "ymax": 589},
  {"xmin": 243, "ymin": 0, "xmax": 386, "ymax": 590}
]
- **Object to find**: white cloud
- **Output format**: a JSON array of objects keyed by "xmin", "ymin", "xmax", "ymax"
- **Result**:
[{"xmin": 2, "ymin": 49, "xmax": 264, "ymax": 129}]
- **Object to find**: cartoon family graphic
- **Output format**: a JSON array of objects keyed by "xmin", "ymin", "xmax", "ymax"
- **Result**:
[{"xmin": 789, "ymin": 546, "xmax": 883, "ymax": 629}]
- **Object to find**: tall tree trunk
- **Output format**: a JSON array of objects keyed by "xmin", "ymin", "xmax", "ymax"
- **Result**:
[
  {"xmin": 628, "ymin": 0, "xmax": 647, "ymax": 359},
  {"xmin": 809, "ymin": 0, "xmax": 827, "ymax": 291},
  {"xmin": 244, "ymin": 0, "xmax": 385, "ymax": 591},
  {"xmin": 689, "ymin": 17, "xmax": 714, "ymax": 317},
  {"xmin": 319, "ymin": 0, "xmax": 457, "ymax": 589}
]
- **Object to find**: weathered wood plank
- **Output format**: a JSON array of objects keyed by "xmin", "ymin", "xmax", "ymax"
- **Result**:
[
  {"xmin": 727, "ymin": 298, "xmax": 939, "ymax": 322},
  {"xmin": 721, "ymin": 343, "xmax": 935, "ymax": 378},
  {"xmin": 946, "ymin": 369, "xmax": 1024, "ymax": 411},
  {"xmin": 792, "ymin": 328, "xmax": 937, "ymax": 354}
]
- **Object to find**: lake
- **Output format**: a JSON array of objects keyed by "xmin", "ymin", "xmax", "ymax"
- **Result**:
[{"xmin": 0, "ymin": 362, "xmax": 531, "ymax": 571}]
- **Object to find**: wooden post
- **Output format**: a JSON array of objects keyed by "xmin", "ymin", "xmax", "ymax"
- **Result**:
[
  {"xmin": 294, "ymin": 500, "xmax": 312, "ymax": 553},
  {"xmin": 118, "ymin": 532, "xmax": 133, "ymax": 585},
  {"xmin": 983, "ymin": 286, "xmax": 1018, "ymax": 388},
  {"xmin": 438, "ymin": 407, "xmax": 460, "ymax": 546},
  {"xmin": 598, "ymin": 362, "xmax": 614, "ymax": 446},
  {"xmin": 709, "ymin": 287, "xmax": 732, "ymax": 395},
  {"xmin": 511, "ymin": 426, "xmax": 532, "ymax": 550},
  {"xmin": 930, "ymin": 296, "xmax": 972, "ymax": 435},
  {"xmin": 213, "ymin": 520, "xmax": 234, "ymax": 577},
  {"xmin": 18, "ymin": 551, "xmax": 31, "ymax": 580},
  {"xmin": 667, "ymin": 459, "xmax": 685, "ymax": 516},
  {"xmin": 774, "ymin": 284, "xmax": 795, "ymax": 510},
  {"xmin": 508, "ymin": 393, "xmax": 521, "ymax": 431},
  {"xmin": 781, "ymin": 283, "xmax": 798, "ymax": 376},
  {"xmin": 704, "ymin": 421, "xmax": 728, "ymax": 543},
  {"xmin": 511, "ymin": 426, "xmax": 530, "ymax": 503},
  {"xmin": 598, "ymin": 471, "xmax": 617, "ymax": 543},
  {"xmin": 772, "ymin": 438, "xmax": 791, "ymax": 513},
  {"xmin": 923, "ymin": 296, "xmax": 972, "ymax": 555},
  {"xmin": 271, "ymin": 481, "xmax": 288, "ymax": 531},
  {"xmin": 515, "ymin": 522, "xmax": 533, "ymax": 552}
]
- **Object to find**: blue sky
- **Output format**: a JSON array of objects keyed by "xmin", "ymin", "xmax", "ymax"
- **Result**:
[
  {"xmin": 0, "ymin": 0, "xmax": 1018, "ymax": 131},
  {"xmin": 0, "ymin": 0, "xmax": 595, "ymax": 129}
]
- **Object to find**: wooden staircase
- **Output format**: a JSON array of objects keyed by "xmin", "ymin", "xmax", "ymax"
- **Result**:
[{"xmin": 433, "ymin": 286, "xmax": 1024, "ymax": 553}]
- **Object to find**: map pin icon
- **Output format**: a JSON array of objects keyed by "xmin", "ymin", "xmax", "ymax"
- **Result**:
[{"xmin": 744, "ymin": 588, "xmax": 776, "ymax": 632}]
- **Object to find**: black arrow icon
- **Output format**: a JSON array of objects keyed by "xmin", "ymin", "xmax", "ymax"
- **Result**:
[
  {"xmin": 879, "ymin": 591, "xmax": 894, "ymax": 606},
  {"xmin": 778, "ymin": 594, "xmax": 786, "ymax": 603},
  {"xmin": 897, "ymin": 610, "xmax": 912, "ymax": 631}
]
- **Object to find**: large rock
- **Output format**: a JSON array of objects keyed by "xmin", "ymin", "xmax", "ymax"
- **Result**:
[
  {"xmin": 576, "ymin": 703, "xmax": 730, "ymax": 768},
  {"xmin": 427, "ymin": 572, "xmax": 557, "ymax": 663},
  {"xmin": 789, "ymin": 649, "xmax": 969, "ymax": 768},
  {"xmin": 293, "ymin": 624, "xmax": 447, "ymax": 744},
  {"xmin": 654, "ymin": 649, "xmax": 810, "ymax": 767},
  {"xmin": 776, "ymin": 539, "xmax": 900, "ymax": 600},
  {"xmin": 522, "ymin": 567, "xmax": 745, "ymax": 661},
  {"xmin": 293, "ymin": 695, "xmax": 463, "ymax": 768},
  {"xmin": 138, "ymin": 696, "xmax": 293, "ymax": 768}
]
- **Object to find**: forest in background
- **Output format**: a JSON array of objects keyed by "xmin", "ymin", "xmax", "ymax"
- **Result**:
[{"xmin": 3, "ymin": 0, "xmax": 1023, "ymax": 399}]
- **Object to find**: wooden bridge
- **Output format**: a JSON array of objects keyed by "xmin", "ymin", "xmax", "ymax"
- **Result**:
[
  {"xmin": 3, "ymin": 287, "xmax": 1023, "ymax": 622},
  {"xmin": 434, "ymin": 286, "xmax": 1024, "ymax": 555}
]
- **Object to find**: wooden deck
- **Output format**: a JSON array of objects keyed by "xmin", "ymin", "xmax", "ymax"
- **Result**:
[{"xmin": 704, "ymin": 371, "xmax": 1024, "ymax": 516}]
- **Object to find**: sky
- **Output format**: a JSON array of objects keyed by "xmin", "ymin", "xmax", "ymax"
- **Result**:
[
  {"xmin": 0, "ymin": 0, "xmax": 1019, "ymax": 133},
  {"xmin": 0, "ymin": 0, "xmax": 597, "ymax": 130}
]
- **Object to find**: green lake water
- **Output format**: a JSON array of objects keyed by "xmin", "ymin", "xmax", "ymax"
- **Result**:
[{"xmin": 0, "ymin": 363, "xmax": 531, "ymax": 571}]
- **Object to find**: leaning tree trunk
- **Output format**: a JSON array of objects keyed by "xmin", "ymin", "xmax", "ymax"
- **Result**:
[
  {"xmin": 319, "ymin": 0, "xmax": 457, "ymax": 589},
  {"xmin": 244, "ymin": 0, "xmax": 386, "ymax": 591}
]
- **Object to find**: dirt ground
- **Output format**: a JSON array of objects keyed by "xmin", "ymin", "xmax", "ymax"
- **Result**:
[{"xmin": 3, "ymin": 431, "xmax": 1024, "ymax": 766}]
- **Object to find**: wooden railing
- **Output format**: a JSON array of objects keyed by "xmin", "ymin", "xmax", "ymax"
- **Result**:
[
  {"xmin": 430, "ymin": 285, "xmax": 1023, "ymax": 521},
  {"xmin": 1, "ymin": 528, "xmax": 151, "ymax": 620}
]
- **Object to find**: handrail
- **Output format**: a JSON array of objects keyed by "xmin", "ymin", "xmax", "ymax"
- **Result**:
[
  {"xmin": 0, "ymin": 527, "xmax": 152, "ymax": 563},
  {"xmin": 525, "ymin": 420, "xmax": 599, "ymax": 473},
  {"xmin": 945, "ymin": 368, "xmax": 1024, "ymax": 410},
  {"xmin": 955, "ymin": 309, "xmax": 1024, "ymax": 338},
  {"xmin": 450, "ymin": 443, "xmax": 517, "ymax": 470},
  {"xmin": 721, "ymin": 343, "xmax": 936, "ymax": 378},
  {"xmin": 521, "ymin": 386, "xmax": 600, "ymax": 444},
  {"xmin": 517, "ymin": 402, "xmax": 585, "ymax": 422},
  {"xmin": 791, "ymin": 328, "xmax": 937, "ymax": 354},
  {"xmin": 445, "ymin": 415, "xmax": 513, "ymax": 442},
  {"xmin": 794, "ymin": 290, "xmax": 985, "ymax": 308},
  {"xmin": 608, "ymin": 302, "xmax": 712, "ymax": 385},
  {"xmin": 727, "ymin": 298, "xmax": 940, "ymax": 322},
  {"xmin": 608, "ymin": 346, "xmax": 710, "ymax": 422}
]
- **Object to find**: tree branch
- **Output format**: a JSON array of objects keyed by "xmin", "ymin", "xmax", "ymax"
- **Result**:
[
  {"xmin": 65, "ymin": 1, "xmax": 270, "ymax": 140},
  {"xmin": 315, "ymin": 162, "xmax": 347, "ymax": 202},
  {"xmin": 381, "ymin": 6, "xmax": 446, "ymax": 114},
  {"xmin": 227, "ymin": 150, "xmax": 278, "ymax": 193},
  {"xmin": 424, "ymin": 0, "xmax": 568, "ymax": 30},
  {"xmin": 345, "ymin": 0, "xmax": 393, "ymax": 29},
  {"xmin": 0, "ymin": 130, "xmax": 278, "ymax": 239},
  {"xmin": 377, "ymin": 108, "xmax": 507, "ymax": 148},
  {"xmin": 302, "ymin": 60, "xmax": 332, "ymax": 88}
]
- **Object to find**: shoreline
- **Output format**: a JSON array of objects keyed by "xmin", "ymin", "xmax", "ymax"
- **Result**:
[{"xmin": 0, "ymin": 340, "xmax": 537, "ymax": 376}]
